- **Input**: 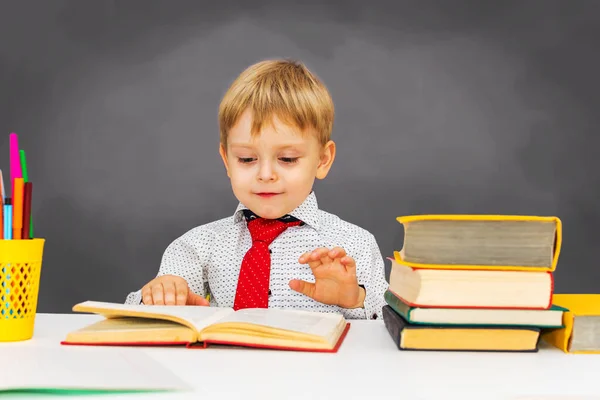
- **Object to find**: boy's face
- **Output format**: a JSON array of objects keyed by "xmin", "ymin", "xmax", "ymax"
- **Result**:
[{"xmin": 219, "ymin": 109, "xmax": 335, "ymax": 219}]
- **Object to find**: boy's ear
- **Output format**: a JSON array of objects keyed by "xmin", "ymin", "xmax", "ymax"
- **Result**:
[
  {"xmin": 219, "ymin": 143, "xmax": 231, "ymax": 177},
  {"xmin": 316, "ymin": 140, "xmax": 336, "ymax": 180}
]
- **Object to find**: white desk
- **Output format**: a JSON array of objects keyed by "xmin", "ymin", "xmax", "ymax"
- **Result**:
[{"xmin": 1, "ymin": 313, "xmax": 599, "ymax": 400}]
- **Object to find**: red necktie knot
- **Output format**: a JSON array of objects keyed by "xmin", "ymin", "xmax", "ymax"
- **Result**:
[{"xmin": 247, "ymin": 218, "xmax": 300, "ymax": 244}]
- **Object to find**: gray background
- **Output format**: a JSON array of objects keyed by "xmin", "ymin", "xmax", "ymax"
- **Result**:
[{"xmin": 1, "ymin": 0, "xmax": 598, "ymax": 313}]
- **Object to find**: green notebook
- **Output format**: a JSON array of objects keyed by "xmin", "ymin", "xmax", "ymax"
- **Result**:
[
  {"xmin": 384, "ymin": 290, "xmax": 566, "ymax": 328},
  {"xmin": 0, "ymin": 388, "xmax": 162, "ymax": 398}
]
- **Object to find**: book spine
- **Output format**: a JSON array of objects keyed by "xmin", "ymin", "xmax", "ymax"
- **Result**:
[
  {"xmin": 382, "ymin": 305, "xmax": 407, "ymax": 350},
  {"xmin": 384, "ymin": 290, "xmax": 413, "ymax": 322}
]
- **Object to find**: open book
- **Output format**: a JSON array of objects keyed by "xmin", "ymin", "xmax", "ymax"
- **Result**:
[{"xmin": 62, "ymin": 301, "xmax": 350, "ymax": 353}]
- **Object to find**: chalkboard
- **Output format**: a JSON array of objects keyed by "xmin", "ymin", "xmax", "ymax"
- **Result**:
[{"xmin": 1, "ymin": 0, "xmax": 598, "ymax": 312}]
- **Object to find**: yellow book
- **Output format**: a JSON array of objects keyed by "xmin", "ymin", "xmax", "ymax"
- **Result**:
[
  {"xmin": 542, "ymin": 294, "xmax": 600, "ymax": 354},
  {"xmin": 394, "ymin": 214, "xmax": 562, "ymax": 272},
  {"xmin": 382, "ymin": 305, "xmax": 540, "ymax": 352},
  {"xmin": 61, "ymin": 301, "xmax": 349, "ymax": 353}
]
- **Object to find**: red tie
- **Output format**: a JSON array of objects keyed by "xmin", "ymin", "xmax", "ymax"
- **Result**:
[{"xmin": 233, "ymin": 217, "xmax": 301, "ymax": 310}]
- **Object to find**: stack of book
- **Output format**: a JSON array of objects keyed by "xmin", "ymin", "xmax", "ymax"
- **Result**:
[{"xmin": 382, "ymin": 214, "xmax": 565, "ymax": 352}]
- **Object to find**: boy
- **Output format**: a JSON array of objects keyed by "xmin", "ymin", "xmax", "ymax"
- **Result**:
[{"xmin": 125, "ymin": 59, "xmax": 388, "ymax": 319}]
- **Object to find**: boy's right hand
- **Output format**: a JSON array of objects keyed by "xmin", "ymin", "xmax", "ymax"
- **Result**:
[{"xmin": 141, "ymin": 275, "xmax": 209, "ymax": 306}]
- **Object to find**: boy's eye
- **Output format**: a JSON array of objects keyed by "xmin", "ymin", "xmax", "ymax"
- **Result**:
[
  {"xmin": 279, "ymin": 157, "xmax": 299, "ymax": 164},
  {"xmin": 237, "ymin": 157, "xmax": 256, "ymax": 164}
]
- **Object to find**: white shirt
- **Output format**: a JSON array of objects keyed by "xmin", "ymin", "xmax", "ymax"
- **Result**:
[{"xmin": 125, "ymin": 192, "xmax": 389, "ymax": 320}]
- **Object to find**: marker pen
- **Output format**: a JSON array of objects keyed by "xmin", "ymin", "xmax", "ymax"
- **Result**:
[{"xmin": 4, "ymin": 198, "xmax": 12, "ymax": 240}]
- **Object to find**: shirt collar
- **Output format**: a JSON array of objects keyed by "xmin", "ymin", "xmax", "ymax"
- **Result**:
[{"xmin": 233, "ymin": 191, "xmax": 320, "ymax": 231}]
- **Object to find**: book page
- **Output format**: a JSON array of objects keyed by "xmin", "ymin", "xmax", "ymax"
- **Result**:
[
  {"xmin": 212, "ymin": 308, "xmax": 345, "ymax": 337},
  {"xmin": 0, "ymin": 347, "xmax": 189, "ymax": 392},
  {"xmin": 73, "ymin": 301, "xmax": 234, "ymax": 333}
]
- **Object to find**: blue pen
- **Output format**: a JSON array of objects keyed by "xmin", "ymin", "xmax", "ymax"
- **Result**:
[{"xmin": 4, "ymin": 198, "xmax": 11, "ymax": 240}]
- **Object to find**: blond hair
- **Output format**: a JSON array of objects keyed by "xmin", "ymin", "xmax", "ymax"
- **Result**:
[{"xmin": 218, "ymin": 59, "xmax": 334, "ymax": 147}]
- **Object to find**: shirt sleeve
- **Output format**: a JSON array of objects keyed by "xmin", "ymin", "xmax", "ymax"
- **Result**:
[
  {"xmin": 361, "ymin": 233, "xmax": 388, "ymax": 320},
  {"xmin": 339, "ymin": 232, "xmax": 389, "ymax": 320},
  {"xmin": 124, "ymin": 227, "xmax": 212, "ymax": 305}
]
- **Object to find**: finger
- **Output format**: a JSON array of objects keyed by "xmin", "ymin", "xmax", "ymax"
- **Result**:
[
  {"xmin": 340, "ymin": 256, "xmax": 357, "ymax": 275},
  {"xmin": 308, "ymin": 248, "xmax": 330, "ymax": 269},
  {"xmin": 187, "ymin": 292, "xmax": 210, "ymax": 306},
  {"xmin": 300, "ymin": 248, "xmax": 327, "ymax": 262},
  {"xmin": 174, "ymin": 280, "xmax": 188, "ymax": 305},
  {"xmin": 308, "ymin": 247, "xmax": 333, "ymax": 269},
  {"xmin": 289, "ymin": 279, "xmax": 316, "ymax": 299},
  {"xmin": 328, "ymin": 247, "xmax": 346, "ymax": 259},
  {"xmin": 298, "ymin": 251, "xmax": 312, "ymax": 264},
  {"xmin": 141, "ymin": 286, "xmax": 153, "ymax": 305},
  {"xmin": 299, "ymin": 248, "xmax": 328, "ymax": 269},
  {"xmin": 162, "ymin": 280, "xmax": 177, "ymax": 305},
  {"xmin": 151, "ymin": 283, "xmax": 165, "ymax": 305},
  {"xmin": 309, "ymin": 248, "xmax": 329, "ymax": 261},
  {"xmin": 319, "ymin": 253, "xmax": 334, "ymax": 266}
]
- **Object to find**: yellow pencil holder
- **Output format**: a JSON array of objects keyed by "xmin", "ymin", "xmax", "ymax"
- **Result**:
[{"xmin": 0, "ymin": 238, "xmax": 45, "ymax": 342}]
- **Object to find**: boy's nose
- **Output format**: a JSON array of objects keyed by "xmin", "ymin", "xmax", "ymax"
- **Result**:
[{"xmin": 257, "ymin": 162, "xmax": 277, "ymax": 181}]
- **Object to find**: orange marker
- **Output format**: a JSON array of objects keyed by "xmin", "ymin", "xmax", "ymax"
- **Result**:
[{"xmin": 13, "ymin": 178, "xmax": 24, "ymax": 239}]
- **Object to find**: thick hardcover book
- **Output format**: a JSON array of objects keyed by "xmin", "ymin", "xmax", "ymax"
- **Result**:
[
  {"xmin": 394, "ymin": 214, "xmax": 561, "ymax": 272},
  {"xmin": 387, "ymin": 258, "xmax": 554, "ymax": 310}
]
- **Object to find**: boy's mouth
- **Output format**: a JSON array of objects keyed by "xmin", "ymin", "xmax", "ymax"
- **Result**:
[{"xmin": 255, "ymin": 192, "xmax": 280, "ymax": 198}]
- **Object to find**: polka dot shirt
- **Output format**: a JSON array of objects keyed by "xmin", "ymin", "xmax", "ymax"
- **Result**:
[{"xmin": 125, "ymin": 192, "xmax": 389, "ymax": 320}]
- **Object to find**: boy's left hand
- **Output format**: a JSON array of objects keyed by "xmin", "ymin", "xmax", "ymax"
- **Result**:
[{"xmin": 289, "ymin": 247, "xmax": 365, "ymax": 309}]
